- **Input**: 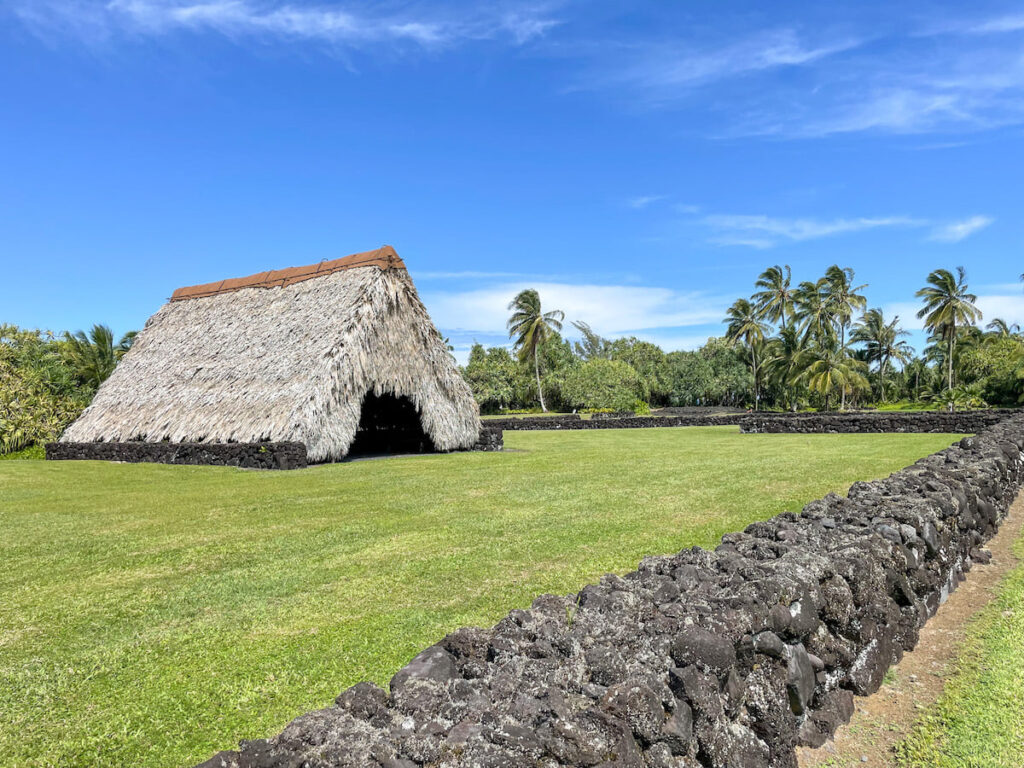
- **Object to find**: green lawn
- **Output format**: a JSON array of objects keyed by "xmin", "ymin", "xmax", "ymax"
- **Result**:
[
  {"xmin": 898, "ymin": 525, "xmax": 1024, "ymax": 767},
  {"xmin": 0, "ymin": 427, "xmax": 960, "ymax": 768}
]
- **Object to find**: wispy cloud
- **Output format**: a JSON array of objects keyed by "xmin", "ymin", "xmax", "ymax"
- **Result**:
[
  {"xmin": 967, "ymin": 14, "xmax": 1024, "ymax": 35},
  {"xmin": 561, "ymin": 10, "xmax": 1024, "ymax": 138},
  {"xmin": 622, "ymin": 29, "xmax": 858, "ymax": 90},
  {"xmin": 702, "ymin": 213, "xmax": 923, "ymax": 248},
  {"xmin": 626, "ymin": 194, "xmax": 666, "ymax": 209},
  {"xmin": 10, "ymin": 0, "xmax": 560, "ymax": 49},
  {"xmin": 929, "ymin": 215, "xmax": 994, "ymax": 242}
]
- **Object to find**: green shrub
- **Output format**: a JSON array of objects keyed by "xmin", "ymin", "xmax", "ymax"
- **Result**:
[
  {"xmin": 0, "ymin": 444, "xmax": 45, "ymax": 460},
  {"xmin": 562, "ymin": 359, "xmax": 647, "ymax": 412}
]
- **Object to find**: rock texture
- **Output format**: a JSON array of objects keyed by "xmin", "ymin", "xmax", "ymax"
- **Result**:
[
  {"xmin": 473, "ymin": 427, "xmax": 504, "ymax": 452},
  {"xmin": 46, "ymin": 440, "xmax": 308, "ymax": 470},
  {"xmin": 196, "ymin": 415, "xmax": 1024, "ymax": 767}
]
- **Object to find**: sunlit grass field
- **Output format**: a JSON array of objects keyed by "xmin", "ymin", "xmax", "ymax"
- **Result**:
[{"xmin": 0, "ymin": 427, "xmax": 961, "ymax": 768}]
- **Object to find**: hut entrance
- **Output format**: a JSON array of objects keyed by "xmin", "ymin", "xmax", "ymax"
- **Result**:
[{"xmin": 347, "ymin": 392, "xmax": 437, "ymax": 457}]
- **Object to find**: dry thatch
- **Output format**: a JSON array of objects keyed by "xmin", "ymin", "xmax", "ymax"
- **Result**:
[{"xmin": 61, "ymin": 246, "xmax": 480, "ymax": 461}]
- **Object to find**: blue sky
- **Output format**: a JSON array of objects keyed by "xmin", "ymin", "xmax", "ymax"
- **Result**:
[{"xmin": 1, "ymin": 1, "xmax": 1021, "ymax": 362}]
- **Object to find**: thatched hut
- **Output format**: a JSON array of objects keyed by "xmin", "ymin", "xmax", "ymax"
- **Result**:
[{"xmin": 60, "ymin": 246, "xmax": 481, "ymax": 462}]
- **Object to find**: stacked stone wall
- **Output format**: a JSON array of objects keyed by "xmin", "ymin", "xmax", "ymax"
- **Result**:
[{"xmin": 46, "ymin": 441, "xmax": 308, "ymax": 470}]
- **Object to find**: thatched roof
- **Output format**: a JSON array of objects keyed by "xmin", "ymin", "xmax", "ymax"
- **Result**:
[{"xmin": 61, "ymin": 246, "xmax": 480, "ymax": 461}]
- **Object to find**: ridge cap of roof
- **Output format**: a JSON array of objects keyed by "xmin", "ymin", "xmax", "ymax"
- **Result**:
[{"xmin": 169, "ymin": 245, "xmax": 405, "ymax": 302}]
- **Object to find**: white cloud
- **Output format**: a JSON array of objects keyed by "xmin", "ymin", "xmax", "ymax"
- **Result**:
[
  {"xmin": 421, "ymin": 281, "xmax": 730, "ymax": 338},
  {"xmin": 929, "ymin": 215, "xmax": 994, "ymax": 242},
  {"xmin": 11, "ymin": 0, "xmax": 559, "ymax": 48},
  {"xmin": 627, "ymin": 195, "xmax": 666, "ymax": 209},
  {"xmin": 976, "ymin": 294, "xmax": 1024, "ymax": 327},
  {"xmin": 702, "ymin": 213, "xmax": 923, "ymax": 247}
]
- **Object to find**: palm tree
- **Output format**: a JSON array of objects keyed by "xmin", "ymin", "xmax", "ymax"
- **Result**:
[
  {"xmin": 916, "ymin": 267, "xmax": 982, "ymax": 397},
  {"xmin": 852, "ymin": 308, "xmax": 913, "ymax": 402},
  {"xmin": 985, "ymin": 318, "xmax": 1020, "ymax": 337},
  {"xmin": 62, "ymin": 324, "xmax": 136, "ymax": 390},
  {"xmin": 799, "ymin": 343, "xmax": 869, "ymax": 412},
  {"xmin": 823, "ymin": 266, "xmax": 867, "ymax": 409},
  {"xmin": 793, "ymin": 278, "xmax": 834, "ymax": 345},
  {"xmin": 764, "ymin": 325, "xmax": 807, "ymax": 411},
  {"xmin": 903, "ymin": 357, "xmax": 929, "ymax": 402},
  {"xmin": 507, "ymin": 289, "xmax": 564, "ymax": 412},
  {"xmin": 823, "ymin": 266, "xmax": 868, "ymax": 351},
  {"xmin": 752, "ymin": 265, "xmax": 794, "ymax": 327},
  {"xmin": 724, "ymin": 298, "xmax": 770, "ymax": 409}
]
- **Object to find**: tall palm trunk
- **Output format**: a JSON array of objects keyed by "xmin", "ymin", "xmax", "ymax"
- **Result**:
[
  {"xmin": 839, "ymin": 323, "xmax": 847, "ymax": 411},
  {"xmin": 750, "ymin": 347, "xmax": 759, "ymax": 411},
  {"xmin": 534, "ymin": 344, "xmax": 546, "ymax": 412},
  {"xmin": 880, "ymin": 354, "xmax": 890, "ymax": 402},
  {"xmin": 947, "ymin": 321, "xmax": 955, "ymax": 392}
]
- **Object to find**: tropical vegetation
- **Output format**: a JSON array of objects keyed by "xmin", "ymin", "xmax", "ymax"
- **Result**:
[
  {"xmin": 462, "ymin": 265, "xmax": 1024, "ymax": 414},
  {"xmin": 0, "ymin": 323, "xmax": 134, "ymax": 453}
]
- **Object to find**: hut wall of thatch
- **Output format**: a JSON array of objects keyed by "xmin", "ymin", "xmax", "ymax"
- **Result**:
[{"xmin": 60, "ymin": 250, "xmax": 480, "ymax": 462}]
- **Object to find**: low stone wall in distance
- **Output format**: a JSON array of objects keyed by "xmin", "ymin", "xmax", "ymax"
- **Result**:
[
  {"xmin": 740, "ymin": 410, "xmax": 1018, "ymax": 434},
  {"xmin": 488, "ymin": 409, "xmax": 1020, "ymax": 435},
  {"xmin": 487, "ymin": 413, "xmax": 745, "ymax": 431},
  {"xmin": 197, "ymin": 416, "xmax": 1024, "ymax": 768},
  {"xmin": 46, "ymin": 441, "xmax": 309, "ymax": 470}
]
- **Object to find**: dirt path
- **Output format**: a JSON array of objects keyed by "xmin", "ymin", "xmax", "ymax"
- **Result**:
[{"xmin": 797, "ymin": 493, "xmax": 1024, "ymax": 768}]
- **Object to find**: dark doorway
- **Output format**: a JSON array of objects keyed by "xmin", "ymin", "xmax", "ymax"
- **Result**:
[{"xmin": 346, "ymin": 392, "xmax": 437, "ymax": 458}]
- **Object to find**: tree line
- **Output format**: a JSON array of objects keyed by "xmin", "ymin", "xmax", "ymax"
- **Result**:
[{"xmin": 464, "ymin": 268, "xmax": 1024, "ymax": 414}]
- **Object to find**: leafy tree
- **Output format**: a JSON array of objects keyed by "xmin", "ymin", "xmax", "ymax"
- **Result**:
[
  {"xmin": 571, "ymin": 321, "xmax": 612, "ymax": 361},
  {"xmin": 851, "ymin": 308, "xmax": 913, "ymax": 402},
  {"xmin": 916, "ymin": 267, "xmax": 982, "ymax": 396},
  {"xmin": 608, "ymin": 337, "xmax": 671, "ymax": 405},
  {"xmin": 562, "ymin": 359, "xmax": 647, "ymax": 412},
  {"xmin": 665, "ymin": 338, "xmax": 752, "ymax": 407},
  {"xmin": 62, "ymin": 324, "xmax": 136, "ymax": 390},
  {"xmin": 506, "ymin": 289, "xmax": 564, "ymax": 412},
  {"xmin": 462, "ymin": 343, "xmax": 516, "ymax": 413},
  {"xmin": 753, "ymin": 265, "xmax": 794, "ymax": 327},
  {"xmin": 724, "ymin": 298, "xmax": 769, "ymax": 409},
  {"xmin": 958, "ymin": 336, "xmax": 1024, "ymax": 406}
]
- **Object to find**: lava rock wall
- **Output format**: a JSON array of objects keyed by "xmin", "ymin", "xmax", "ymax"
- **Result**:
[
  {"xmin": 197, "ymin": 415, "xmax": 1024, "ymax": 768},
  {"xmin": 740, "ymin": 410, "xmax": 1016, "ymax": 434},
  {"xmin": 473, "ymin": 427, "xmax": 504, "ymax": 452},
  {"xmin": 46, "ymin": 441, "xmax": 308, "ymax": 470},
  {"xmin": 488, "ymin": 410, "xmax": 1018, "ymax": 434}
]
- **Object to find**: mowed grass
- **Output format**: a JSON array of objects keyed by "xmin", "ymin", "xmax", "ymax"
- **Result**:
[
  {"xmin": 0, "ymin": 427, "xmax": 960, "ymax": 768},
  {"xmin": 898, "ymin": 526, "xmax": 1024, "ymax": 767}
]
